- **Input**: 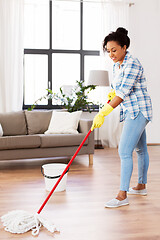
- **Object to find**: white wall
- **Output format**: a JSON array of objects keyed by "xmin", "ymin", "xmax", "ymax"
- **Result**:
[{"xmin": 129, "ymin": 0, "xmax": 160, "ymax": 143}]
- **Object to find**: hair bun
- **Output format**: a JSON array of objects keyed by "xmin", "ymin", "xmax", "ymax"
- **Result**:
[{"xmin": 116, "ymin": 27, "xmax": 128, "ymax": 36}]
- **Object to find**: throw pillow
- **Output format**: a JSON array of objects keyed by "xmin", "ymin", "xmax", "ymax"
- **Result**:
[
  {"xmin": 25, "ymin": 110, "xmax": 52, "ymax": 135},
  {"xmin": 0, "ymin": 124, "xmax": 3, "ymax": 137},
  {"xmin": 45, "ymin": 111, "xmax": 82, "ymax": 134},
  {"xmin": 0, "ymin": 111, "xmax": 27, "ymax": 136}
]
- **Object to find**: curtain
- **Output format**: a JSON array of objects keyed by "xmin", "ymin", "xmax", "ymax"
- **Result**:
[
  {"xmin": 0, "ymin": 0, "xmax": 24, "ymax": 113},
  {"xmin": 100, "ymin": 1, "xmax": 129, "ymax": 83},
  {"xmin": 99, "ymin": 1, "xmax": 129, "ymax": 147}
]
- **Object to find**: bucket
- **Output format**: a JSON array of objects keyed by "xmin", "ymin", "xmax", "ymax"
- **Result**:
[{"xmin": 41, "ymin": 163, "xmax": 69, "ymax": 192}]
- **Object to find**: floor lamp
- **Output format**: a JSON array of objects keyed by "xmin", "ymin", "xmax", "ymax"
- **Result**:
[{"xmin": 87, "ymin": 70, "xmax": 109, "ymax": 149}]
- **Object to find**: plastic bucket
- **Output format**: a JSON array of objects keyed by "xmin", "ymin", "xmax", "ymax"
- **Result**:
[{"xmin": 41, "ymin": 163, "xmax": 69, "ymax": 192}]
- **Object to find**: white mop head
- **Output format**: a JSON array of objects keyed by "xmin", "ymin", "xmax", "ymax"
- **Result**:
[{"xmin": 1, "ymin": 210, "xmax": 59, "ymax": 236}]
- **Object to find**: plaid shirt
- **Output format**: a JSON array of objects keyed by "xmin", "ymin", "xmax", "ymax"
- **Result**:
[{"xmin": 111, "ymin": 51, "xmax": 152, "ymax": 122}]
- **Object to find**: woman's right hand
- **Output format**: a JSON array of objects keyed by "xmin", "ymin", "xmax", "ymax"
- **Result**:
[{"xmin": 91, "ymin": 114, "xmax": 105, "ymax": 131}]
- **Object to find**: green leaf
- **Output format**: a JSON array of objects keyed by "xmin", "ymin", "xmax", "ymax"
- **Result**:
[{"xmin": 46, "ymin": 89, "xmax": 53, "ymax": 94}]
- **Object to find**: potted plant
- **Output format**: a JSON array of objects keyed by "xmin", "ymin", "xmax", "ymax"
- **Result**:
[{"xmin": 28, "ymin": 79, "xmax": 98, "ymax": 112}]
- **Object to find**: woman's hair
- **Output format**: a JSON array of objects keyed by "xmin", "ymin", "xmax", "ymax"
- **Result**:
[{"xmin": 103, "ymin": 27, "xmax": 130, "ymax": 52}]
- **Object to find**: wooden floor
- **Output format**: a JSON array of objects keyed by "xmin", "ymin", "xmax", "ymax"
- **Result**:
[{"xmin": 0, "ymin": 146, "xmax": 160, "ymax": 240}]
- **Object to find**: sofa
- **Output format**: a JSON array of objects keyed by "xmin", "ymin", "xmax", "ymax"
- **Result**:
[{"xmin": 0, "ymin": 110, "xmax": 94, "ymax": 165}]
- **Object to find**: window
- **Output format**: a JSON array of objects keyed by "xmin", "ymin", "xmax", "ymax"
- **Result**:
[{"xmin": 23, "ymin": 0, "xmax": 100, "ymax": 109}]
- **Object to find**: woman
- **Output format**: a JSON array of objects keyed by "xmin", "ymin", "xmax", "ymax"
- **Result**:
[{"xmin": 91, "ymin": 27, "xmax": 152, "ymax": 208}]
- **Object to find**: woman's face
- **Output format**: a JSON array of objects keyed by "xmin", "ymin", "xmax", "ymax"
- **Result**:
[{"xmin": 106, "ymin": 41, "xmax": 126, "ymax": 65}]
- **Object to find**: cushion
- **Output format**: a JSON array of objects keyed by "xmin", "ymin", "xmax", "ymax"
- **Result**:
[
  {"xmin": 25, "ymin": 110, "xmax": 52, "ymax": 135},
  {"xmin": 45, "ymin": 111, "xmax": 82, "ymax": 134},
  {"xmin": 40, "ymin": 133, "xmax": 88, "ymax": 148},
  {"xmin": 0, "ymin": 111, "xmax": 27, "ymax": 136},
  {"xmin": 0, "ymin": 135, "xmax": 41, "ymax": 150},
  {"xmin": 0, "ymin": 124, "xmax": 3, "ymax": 137}
]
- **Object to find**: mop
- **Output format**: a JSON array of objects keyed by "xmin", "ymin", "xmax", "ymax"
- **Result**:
[{"xmin": 1, "ymin": 129, "xmax": 92, "ymax": 236}]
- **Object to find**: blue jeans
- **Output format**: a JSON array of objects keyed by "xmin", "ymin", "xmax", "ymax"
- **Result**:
[{"xmin": 118, "ymin": 111, "xmax": 149, "ymax": 191}]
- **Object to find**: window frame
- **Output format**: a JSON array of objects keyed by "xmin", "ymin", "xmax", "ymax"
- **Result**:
[{"xmin": 23, "ymin": 0, "xmax": 100, "ymax": 110}]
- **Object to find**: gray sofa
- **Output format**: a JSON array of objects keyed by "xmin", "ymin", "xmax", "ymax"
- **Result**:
[{"xmin": 0, "ymin": 110, "xmax": 94, "ymax": 165}]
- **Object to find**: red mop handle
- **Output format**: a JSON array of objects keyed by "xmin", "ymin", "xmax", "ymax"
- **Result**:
[{"xmin": 37, "ymin": 128, "xmax": 92, "ymax": 214}]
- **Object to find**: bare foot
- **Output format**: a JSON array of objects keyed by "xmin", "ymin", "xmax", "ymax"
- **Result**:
[
  {"xmin": 116, "ymin": 190, "xmax": 127, "ymax": 201},
  {"xmin": 133, "ymin": 183, "xmax": 146, "ymax": 190}
]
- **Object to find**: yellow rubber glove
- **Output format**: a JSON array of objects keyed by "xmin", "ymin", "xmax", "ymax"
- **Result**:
[
  {"xmin": 107, "ymin": 89, "xmax": 116, "ymax": 102},
  {"xmin": 91, "ymin": 103, "xmax": 113, "ymax": 131},
  {"xmin": 91, "ymin": 114, "xmax": 105, "ymax": 131}
]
